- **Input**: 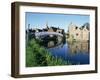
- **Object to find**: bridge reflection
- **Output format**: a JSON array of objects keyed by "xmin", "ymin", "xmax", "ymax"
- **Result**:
[
  {"xmin": 45, "ymin": 40, "xmax": 89, "ymax": 55},
  {"xmin": 47, "ymin": 41, "xmax": 64, "ymax": 49}
]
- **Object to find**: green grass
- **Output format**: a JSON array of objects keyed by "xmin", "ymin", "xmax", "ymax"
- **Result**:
[{"xmin": 26, "ymin": 39, "xmax": 71, "ymax": 67}]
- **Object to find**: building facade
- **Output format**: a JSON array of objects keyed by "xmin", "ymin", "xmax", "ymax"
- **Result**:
[{"xmin": 68, "ymin": 23, "xmax": 89, "ymax": 41}]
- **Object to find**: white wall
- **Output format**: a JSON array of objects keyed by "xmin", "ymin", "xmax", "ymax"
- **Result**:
[{"xmin": 0, "ymin": 0, "xmax": 99, "ymax": 80}]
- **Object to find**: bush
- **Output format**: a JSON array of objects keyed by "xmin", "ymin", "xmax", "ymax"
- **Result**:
[{"xmin": 26, "ymin": 39, "xmax": 71, "ymax": 67}]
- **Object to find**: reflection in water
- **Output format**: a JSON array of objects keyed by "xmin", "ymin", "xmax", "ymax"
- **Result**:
[
  {"xmin": 41, "ymin": 37, "xmax": 89, "ymax": 65},
  {"xmin": 47, "ymin": 40, "xmax": 63, "ymax": 48},
  {"xmin": 47, "ymin": 41, "xmax": 55, "ymax": 48},
  {"xmin": 67, "ymin": 41, "xmax": 89, "ymax": 55}
]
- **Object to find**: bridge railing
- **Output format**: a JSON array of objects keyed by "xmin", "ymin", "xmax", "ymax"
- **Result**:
[{"xmin": 35, "ymin": 32, "xmax": 63, "ymax": 37}]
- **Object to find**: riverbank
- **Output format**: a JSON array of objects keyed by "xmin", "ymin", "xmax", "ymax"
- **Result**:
[{"xmin": 26, "ymin": 39, "xmax": 71, "ymax": 67}]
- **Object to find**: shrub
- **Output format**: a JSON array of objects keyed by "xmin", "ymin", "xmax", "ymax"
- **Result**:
[{"xmin": 26, "ymin": 39, "xmax": 71, "ymax": 67}]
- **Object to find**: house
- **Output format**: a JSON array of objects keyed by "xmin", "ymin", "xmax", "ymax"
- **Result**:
[
  {"xmin": 68, "ymin": 22, "xmax": 89, "ymax": 41},
  {"xmin": 35, "ymin": 28, "xmax": 42, "ymax": 32},
  {"xmin": 56, "ymin": 28, "xmax": 64, "ymax": 34},
  {"xmin": 47, "ymin": 27, "xmax": 57, "ymax": 32},
  {"xmin": 45, "ymin": 23, "xmax": 64, "ymax": 34}
]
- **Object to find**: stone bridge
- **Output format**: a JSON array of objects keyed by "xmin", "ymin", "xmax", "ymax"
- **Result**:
[{"xmin": 35, "ymin": 32, "xmax": 63, "ymax": 38}]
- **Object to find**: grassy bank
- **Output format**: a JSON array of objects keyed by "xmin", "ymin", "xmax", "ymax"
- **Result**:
[{"xmin": 26, "ymin": 39, "xmax": 71, "ymax": 67}]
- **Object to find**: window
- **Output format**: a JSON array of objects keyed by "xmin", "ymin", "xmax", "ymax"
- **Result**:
[
  {"xmin": 75, "ymin": 27, "xmax": 78, "ymax": 29},
  {"xmin": 76, "ymin": 33, "xmax": 78, "ymax": 36}
]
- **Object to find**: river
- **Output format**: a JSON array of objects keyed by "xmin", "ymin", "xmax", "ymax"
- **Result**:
[{"xmin": 44, "ymin": 40, "xmax": 89, "ymax": 65}]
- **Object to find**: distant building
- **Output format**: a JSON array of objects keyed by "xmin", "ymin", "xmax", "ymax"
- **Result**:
[
  {"xmin": 35, "ymin": 29, "xmax": 42, "ymax": 32},
  {"xmin": 26, "ymin": 23, "xmax": 65, "ymax": 39},
  {"xmin": 68, "ymin": 22, "xmax": 90, "ymax": 41},
  {"xmin": 45, "ymin": 23, "xmax": 64, "ymax": 34},
  {"xmin": 47, "ymin": 27, "xmax": 64, "ymax": 33}
]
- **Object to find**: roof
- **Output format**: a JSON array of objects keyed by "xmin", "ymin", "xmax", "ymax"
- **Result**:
[
  {"xmin": 81, "ymin": 23, "xmax": 90, "ymax": 30},
  {"xmin": 50, "ymin": 27, "xmax": 58, "ymax": 32}
]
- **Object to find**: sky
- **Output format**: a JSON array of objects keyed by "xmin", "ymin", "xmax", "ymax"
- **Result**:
[{"xmin": 25, "ymin": 12, "xmax": 89, "ymax": 32}]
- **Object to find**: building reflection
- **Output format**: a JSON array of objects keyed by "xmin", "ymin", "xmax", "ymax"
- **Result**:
[{"xmin": 67, "ymin": 41, "xmax": 89, "ymax": 54}]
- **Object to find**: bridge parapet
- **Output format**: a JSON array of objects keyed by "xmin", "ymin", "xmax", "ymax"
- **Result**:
[{"xmin": 35, "ymin": 32, "xmax": 63, "ymax": 37}]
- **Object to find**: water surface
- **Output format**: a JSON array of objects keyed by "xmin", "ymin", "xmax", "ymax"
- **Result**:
[{"xmin": 44, "ymin": 40, "xmax": 89, "ymax": 65}]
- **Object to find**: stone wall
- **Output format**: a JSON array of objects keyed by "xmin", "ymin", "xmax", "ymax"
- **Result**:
[{"xmin": 68, "ymin": 23, "xmax": 89, "ymax": 41}]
